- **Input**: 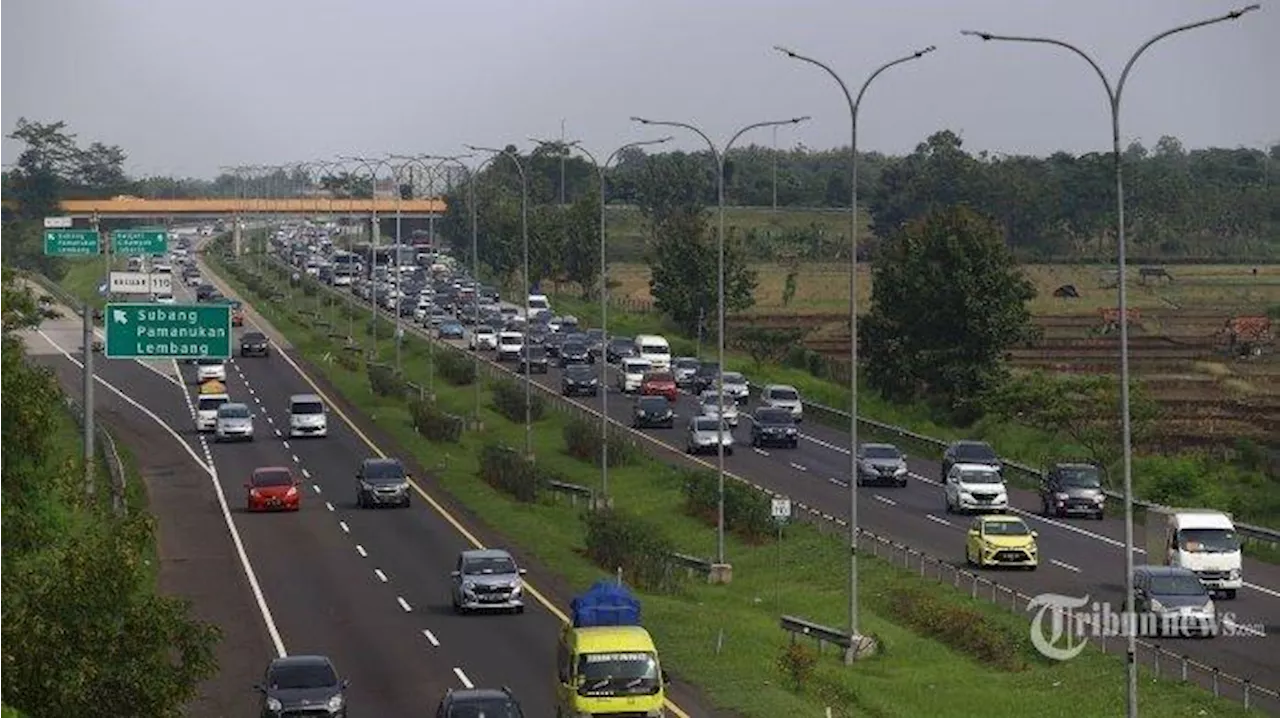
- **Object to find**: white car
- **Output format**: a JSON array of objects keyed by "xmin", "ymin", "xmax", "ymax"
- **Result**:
[
  {"xmin": 288, "ymin": 394, "xmax": 328, "ymax": 438},
  {"xmin": 618, "ymin": 357, "xmax": 652, "ymax": 394},
  {"xmin": 496, "ymin": 331, "xmax": 524, "ymax": 361},
  {"xmin": 719, "ymin": 372, "xmax": 750, "ymax": 403},
  {"xmin": 470, "ymin": 326, "xmax": 497, "ymax": 351},
  {"xmin": 195, "ymin": 393, "xmax": 229, "ymax": 432},
  {"xmin": 944, "ymin": 463, "xmax": 1009, "ymax": 514},
  {"xmin": 760, "ymin": 384, "xmax": 803, "ymax": 421},
  {"xmin": 214, "ymin": 402, "xmax": 255, "ymax": 442},
  {"xmin": 154, "ymin": 294, "xmax": 176, "ymax": 305},
  {"xmin": 195, "ymin": 359, "xmax": 226, "ymax": 383},
  {"xmin": 185, "ymin": 274, "xmax": 203, "ymax": 287},
  {"xmin": 699, "ymin": 391, "xmax": 740, "ymax": 427}
]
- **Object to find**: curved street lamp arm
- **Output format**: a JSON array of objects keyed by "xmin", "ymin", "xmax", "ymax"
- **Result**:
[
  {"xmin": 726, "ymin": 117, "xmax": 810, "ymax": 156},
  {"xmin": 961, "ymin": 30, "xmax": 1115, "ymax": 106},
  {"xmin": 630, "ymin": 117, "xmax": 719, "ymax": 161},
  {"xmin": 1116, "ymin": 5, "xmax": 1258, "ymax": 102}
]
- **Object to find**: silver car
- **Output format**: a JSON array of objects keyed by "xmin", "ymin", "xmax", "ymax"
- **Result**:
[
  {"xmin": 672, "ymin": 357, "xmax": 700, "ymax": 387},
  {"xmin": 213, "ymin": 402, "xmax": 254, "ymax": 442},
  {"xmin": 686, "ymin": 416, "xmax": 734, "ymax": 456},
  {"xmin": 760, "ymin": 384, "xmax": 803, "ymax": 421},
  {"xmin": 720, "ymin": 372, "xmax": 750, "ymax": 403},
  {"xmin": 699, "ymin": 391, "xmax": 740, "ymax": 427},
  {"xmin": 856, "ymin": 443, "xmax": 909, "ymax": 487},
  {"xmin": 451, "ymin": 549, "xmax": 527, "ymax": 614}
]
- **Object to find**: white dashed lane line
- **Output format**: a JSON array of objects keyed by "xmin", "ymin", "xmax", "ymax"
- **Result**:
[
  {"xmin": 374, "ymin": 569, "xmax": 389, "ymax": 583},
  {"xmin": 753, "ymin": 448, "xmax": 769, "ymax": 457},
  {"xmin": 274, "ymin": 428, "xmax": 282, "ymax": 437},
  {"xmin": 356, "ymin": 544, "xmax": 368, "ymax": 557},
  {"xmin": 422, "ymin": 629, "xmax": 440, "ymax": 647},
  {"xmin": 829, "ymin": 477, "xmax": 850, "ymax": 488},
  {"xmin": 325, "ymin": 501, "xmax": 335, "ymax": 512},
  {"xmin": 291, "ymin": 454, "xmax": 300, "ymax": 463},
  {"xmin": 339, "ymin": 521, "xmax": 350, "ymax": 533},
  {"xmin": 311, "ymin": 484, "xmax": 322, "ymax": 494},
  {"xmin": 925, "ymin": 514, "xmax": 952, "ymax": 527},
  {"xmin": 301, "ymin": 468, "xmax": 311, "ymax": 479},
  {"xmin": 789, "ymin": 462, "xmax": 807, "ymax": 472},
  {"xmin": 397, "ymin": 597, "xmax": 413, "ymax": 612},
  {"xmin": 452, "ymin": 667, "xmax": 473, "ymax": 689},
  {"xmin": 1051, "ymin": 559, "xmax": 1081, "ymax": 573},
  {"xmin": 281, "ymin": 441, "xmax": 290, "ymax": 450},
  {"xmin": 873, "ymin": 494, "xmax": 897, "ymax": 506}
]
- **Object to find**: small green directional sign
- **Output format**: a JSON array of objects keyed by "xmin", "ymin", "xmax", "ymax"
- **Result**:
[
  {"xmin": 112, "ymin": 228, "xmax": 168, "ymax": 256},
  {"xmin": 44, "ymin": 229, "xmax": 101, "ymax": 256},
  {"xmin": 104, "ymin": 303, "xmax": 231, "ymax": 359}
]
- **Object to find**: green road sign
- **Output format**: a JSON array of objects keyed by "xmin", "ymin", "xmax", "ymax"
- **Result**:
[
  {"xmin": 44, "ymin": 229, "xmax": 101, "ymax": 256},
  {"xmin": 104, "ymin": 303, "xmax": 232, "ymax": 359},
  {"xmin": 112, "ymin": 228, "xmax": 168, "ymax": 256}
]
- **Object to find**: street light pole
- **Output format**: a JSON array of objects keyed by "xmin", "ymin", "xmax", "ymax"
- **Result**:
[
  {"xmin": 962, "ymin": 7, "xmax": 1258, "ymax": 715},
  {"xmin": 775, "ymin": 42, "xmax": 935, "ymax": 657},
  {"xmin": 529, "ymin": 135, "xmax": 673, "ymax": 501},
  {"xmin": 339, "ymin": 156, "xmax": 394, "ymax": 350},
  {"xmin": 631, "ymin": 115, "xmax": 810, "ymax": 569},
  {"xmin": 466, "ymin": 144, "xmax": 534, "ymax": 457}
]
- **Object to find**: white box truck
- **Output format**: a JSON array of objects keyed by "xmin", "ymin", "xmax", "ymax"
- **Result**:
[{"xmin": 1144, "ymin": 507, "xmax": 1242, "ymax": 599}]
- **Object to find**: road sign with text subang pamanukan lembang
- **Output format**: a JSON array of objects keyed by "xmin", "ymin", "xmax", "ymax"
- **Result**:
[
  {"xmin": 104, "ymin": 303, "xmax": 231, "ymax": 359},
  {"xmin": 44, "ymin": 229, "xmax": 100, "ymax": 256},
  {"xmin": 111, "ymin": 228, "xmax": 168, "ymax": 256}
]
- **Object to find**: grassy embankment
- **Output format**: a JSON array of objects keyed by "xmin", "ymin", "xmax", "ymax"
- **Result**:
[{"xmin": 203, "ymin": 242, "xmax": 1249, "ymax": 718}]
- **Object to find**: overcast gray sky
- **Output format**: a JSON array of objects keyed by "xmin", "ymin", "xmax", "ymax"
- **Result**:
[{"xmin": 3, "ymin": 0, "xmax": 1276, "ymax": 178}]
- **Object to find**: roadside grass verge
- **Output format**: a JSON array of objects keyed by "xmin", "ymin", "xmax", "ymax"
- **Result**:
[{"xmin": 205, "ymin": 245, "xmax": 1252, "ymax": 718}]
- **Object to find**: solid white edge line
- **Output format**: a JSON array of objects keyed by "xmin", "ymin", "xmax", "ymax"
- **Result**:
[
  {"xmin": 452, "ymin": 667, "xmax": 474, "ymax": 689},
  {"xmin": 37, "ymin": 330, "xmax": 288, "ymax": 658}
]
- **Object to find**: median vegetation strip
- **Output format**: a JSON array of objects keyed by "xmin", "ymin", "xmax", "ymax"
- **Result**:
[{"xmin": 207, "ymin": 243, "xmax": 1248, "ymax": 718}]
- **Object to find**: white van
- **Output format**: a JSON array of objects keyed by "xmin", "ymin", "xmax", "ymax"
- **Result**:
[
  {"xmin": 288, "ymin": 394, "xmax": 328, "ymax": 438},
  {"xmin": 1145, "ymin": 507, "xmax": 1243, "ymax": 598},
  {"xmin": 527, "ymin": 293, "xmax": 550, "ymax": 315},
  {"xmin": 196, "ymin": 392, "xmax": 230, "ymax": 432},
  {"xmin": 633, "ymin": 334, "xmax": 671, "ymax": 371}
]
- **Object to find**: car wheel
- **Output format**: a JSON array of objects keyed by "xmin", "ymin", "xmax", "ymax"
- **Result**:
[
  {"xmin": 402, "ymin": 496, "xmax": 411, "ymax": 508},
  {"xmin": 898, "ymin": 478, "xmax": 908, "ymax": 488},
  {"xmin": 726, "ymin": 447, "xmax": 734, "ymax": 456},
  {"xmin": 790, "ymin": 439, "xmax": 798, "ymax": 449},
  {"xmin": 356, "ymin": 493, "xmax": 365, "ymax": 509},
  {"xmin": 515, "ymin": 605, "xmax": 525, "ymax": 615},
  {"xmin": 944, "ymin": 496, "xmax": 953, "ymax": 514},
  {"xmin": 1224, "ymin": 589, "xmax": 1237, "ymax": 600}
]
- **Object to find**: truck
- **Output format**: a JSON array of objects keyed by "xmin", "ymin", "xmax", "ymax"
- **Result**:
[
  {"xmin": 1144, "ymin": 507, "xmax": 1242, "ymax": 599},
  {"xmin": 555, "ymin": 580, "xmax": 670, "ymax": 717}
]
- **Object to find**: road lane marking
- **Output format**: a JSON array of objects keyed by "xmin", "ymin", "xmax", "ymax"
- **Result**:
[
  {"xmin": 374, "ymin": 569, "xmax": 388, "ymax": 583},
  {"xmin": 874, "ymin": 495, "xmax": 897, "ymax": 506},
  {"xmin": 829, "ymin": 477, "xmax": 850, "ymax": 488},
  {"xmin": 753, "ymin": 447, "xmax": 769, "ymax": 456},
  {"xmin": 291, "ymin": 454, "xmax": 300, "ymax": 463},
  {"xmin": 789, "ymin": 462, "xmax": 807, "ymax": 472},
  {"xmin": 274, "ymin": 428, "xmax": 282, "ymax": 437},
  {"xmin": 925, "ymin": 514, "xmax": 952, "ymax": 527},
  {"xmin": 398, "ymin": 596, "xmax": 413, "ymax": 612},
  {"xmin": 325, "ymin": 501, "xmax": 335, "ymax": 512},
  {"xmin": 452, "ymin": 667, "xmax": 474, "ymax": 689},
  {"xmin": 282, "ymin": 440, "xmax": 290, "ymax": 450},
  {"xmin": 422, "ymin": 629, "xmax": 440, "ymax": 647},
  {"xmin": 339, "ymin": 521, "xmax": 349, "ymax": 533},
  {"xmin": 356, "ymin": 544, "xmax": 367, "ymax": 557},
  {"xmin": 1051, "ymin": 559, "xmax": 1081, "ymax": 573},
  {"xmin": 37, "ymin": 329, "xmax": 289, "ymax": 658},
  {"xmin": 301, "ymin": 468, "xmax": 311, "ymax": 479}
]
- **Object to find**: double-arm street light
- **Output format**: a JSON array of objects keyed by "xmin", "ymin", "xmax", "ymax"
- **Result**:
[
  {"xmin": 465, "ymin": 144, "xmax": 534, "ymax": 457},
  {"xmin": 775, "ymin": 42, "xmax": 935, "ymax": 659},
  {"xmin": 338, "ymin": 155, "xmax": 395, "ymax": 347},
  {"xmin": 528, "ymin": 135, "xmax": 673, "ymax": 501},
  {"xmin": 293, "ymin": 160, "xmax": 347, "ymax": 328},
  {"xmin": 630, "ymin": 115, "xmax": 810, "ymax": 569},
  {"xmin": 962, "ymin": 6, "xmax": 1259, "ymax": 714}
]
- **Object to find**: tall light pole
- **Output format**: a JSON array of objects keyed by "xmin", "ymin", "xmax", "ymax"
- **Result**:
[
  {"xmin": 963, "ymin": 7, "xmax": 1258, "ymax": 714},
  {"xmin": 466, "ymin": 144, "xmax": 534, "ymax": 457},
  {"xmin": 775, "ymin": 42, "xmax": 935, "ymax": 658},
  {"xmin": 529, "ymin": 135, "xmax": 673, "ymax": 501},
  {"xmin": 339, "ymin": 155, "xmax": 394, "ymax": 349},
  {"xmin": 631, "ymin": 115, "xmax": 810, "ymax": 569},
  {"xmin": 295, "ymin": 160, "xmax": 345, "ymax": 327}
]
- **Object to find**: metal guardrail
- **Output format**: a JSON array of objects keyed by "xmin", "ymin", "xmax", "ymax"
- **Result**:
[
  {"xmin": 780, "ymin": 615, "xmax": 852, "ymax": 651},
  {"xmin": 669, "ymin": 552, "xmax": 714, "ymax": 578},
  {"xmin": 225, "ymin": 248, "xmax": 1279, "ymax": 711},
  {"xmin": 63, "ymin": 396, "xmax": 128, "ymax": 517}
]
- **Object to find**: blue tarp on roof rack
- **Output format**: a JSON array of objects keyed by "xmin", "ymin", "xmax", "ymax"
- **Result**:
[{"xmin": 570, "ymin": 580, "xmax": 641, "ymax": 628}]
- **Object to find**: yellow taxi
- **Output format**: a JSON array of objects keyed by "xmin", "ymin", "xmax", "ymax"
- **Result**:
[{"xmin": 965, "ymin": 514, "xmax": 1038, "ymax": 569}]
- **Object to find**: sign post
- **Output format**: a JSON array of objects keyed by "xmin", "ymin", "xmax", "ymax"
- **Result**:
[
  {"xmin": 111, "ymin": 228, "xmax": 168, "ymax": 256},
  {"xmin": 104, "ymin": 303, "xmax": 232, "ymax": 359},
  {"xmin": 772, "ymin": 497, "xmax": 792, "ymax": 615},
  {"xmin": 43, "ymin": 229, "xmax": 100, "ymax": 256}
]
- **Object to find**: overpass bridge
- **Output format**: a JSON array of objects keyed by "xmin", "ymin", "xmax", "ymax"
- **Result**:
[{"xmin": 19, "ymin": 197, "xmax": 446, "ymax": 220}]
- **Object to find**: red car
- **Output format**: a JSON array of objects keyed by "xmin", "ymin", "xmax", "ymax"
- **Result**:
[
  {"xmin": 640, "ymin": 371, "xmax": 678, "ymax": 402},
  {"xmin": 245, "ymin": 467, "xmax": 301, "ymax": 512}
]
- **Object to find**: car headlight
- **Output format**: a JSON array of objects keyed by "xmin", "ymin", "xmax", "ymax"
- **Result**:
[
  {"xmin": 463, "ymin": 580, "xmax": 476, "ymax": 591},
  {"xmin": 1150, "ymin": 599, "xmax": 1165, "ymax": 613},
  {"xmin": 266, "ymin": 697, "xmax": 282, "ymax": 711},
  {"xmin": 1055, "ymin": 493, "xmax": 1070, "ymax": 501},
  {"xmin": 327, "ymin": 694, "xmax": 344, "ymax": 710},
  {"xmin": 1229, "ymin": 569, "xmax": 1241, "ymax": 580},
  {"xmin": 510, "ymin": 584, "xmax": 522, "ymax": 595}
]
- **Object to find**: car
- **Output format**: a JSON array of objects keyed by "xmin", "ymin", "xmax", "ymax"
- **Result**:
[
  {"xmin": 240, "ymin": 331, "xmax": 270, "ymax": 357},
  {"xmin": 469, "ymin": 325, "xmax": 497, "ymax": 351},
  {"xmin": 617, "ymin": 357, "xmax": 652, "ymax": 394},
  {"xmin": 639, "ymin": 371, "xmax": 678, "ymax": 402},
  {"xmin": 691, "ymin": 361, "xmax": 721, "ymax": 395},
  {"xmin": 686, "ymin": 415, "xmax": 734, "ymax": 455},
  {"xmin": 435, "ymin": 687, "xmax": 525, "ymax": 717},
  {"xmin": 559, "ymin": 340, "xmax": 592, "ymax": 366},
  {"xmin": 605, "ymin": 336, "xmax": 636, "ymax": 363},
  {"xmin": 749, "ymin": 407, "xmax": 798, "ymax": 448},
  {"xmin": 254, "ymin": 655, "xmax": 348, "ymax": 717},
  {"xmin": 229, "ymin": 301, "xmax": 245, "ymax": 327},
  {"xmin": 195, "ymin": 386, "xmax": 229, "ymax": 432},
  {"xmin": 941, "ymin": 440, "xmax": 1002, "ymax": 481},
  {"xmin": 965, "ymin": 514, "xmax": 1038, "ymax": 569},
  {"xmin": 496, "ymin": 331, "xmax": 525, "ymax": 361},
  {"xmin": 760, "ymin": 384, "xmax": 803, "ymax": 421},
  {"xmin": 355, "ymin": 457, "xmax": 412, "ymax": 508},
  {"xmin": 719, "ymin": 372, "xmax": 750, "ymax": 403},
  {"xmin": 1132, "ymin": 565, "xmax": 1216, "ymax": 637},
  {"xmin": 560, "ymin": 363, "xmax": 599, "ymax": 396},
  {"xmin": 214, "ymin": 402, "xmax": 255, "ymax": 442},
  {"xmin": 195, "ymin": 284, "xmax": 216, "ymax": 301},
  {"xmin": 451, "ymin": 548, "xmax": 527, "ymax": 614},
  {"xmin": 584, "ymin": 328, "xmax": 606, "ymax": 358},
  {"xmin": 698, "ymin": 390, "xmax": 739, "ymax": 427},
  {"xmin": 245, "ymin": 466, "xmax": 300, "ymax": 512},
  {"xmin": 1040, "ymin": 462, "xmax": 1106, "ymax": 519},
  {"xmin": 672, "ymin": 357, "xmax": 701, "ymax": 388},
  {"xmin": 856, "ymin": 443, "xmax": 909, "ymax": 487},
  {"xmin": 185, "ymin": 272, "xmax": 203, "ymax": 287},
  {"xmin": 633, "ymin": 395, "xmax": 675, "ymax": 429},
  {"xmin": 518, "ymin": 344, "xmax": 550, "ymax": 374},
  {"xmin": 438, "ymin": 320, "xmax": 465, "ymax": 340},
  {"xmin": 944, "ymin": 462, "xmax": 1009, "ymax": 514},
  {"xmin": 154, "ymin": 294, "xmax": 176, "ymax": 304},
  {"xmin": 288, "ymin": 393, "xmax": 328, "ymax": 438},
  {"xmin": 195, "ymin": 358, "xmax": 226, "ymax": 383}
]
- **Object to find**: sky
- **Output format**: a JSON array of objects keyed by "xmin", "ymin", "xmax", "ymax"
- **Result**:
[{"xmin": 2, "ymin": 0, "xmax": 1277, "ymax": 179}]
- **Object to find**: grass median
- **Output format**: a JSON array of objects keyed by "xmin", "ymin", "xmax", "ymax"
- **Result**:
[{"xmin": 204, "ymin": 245, "xmax": 1251, "ymax": 718}]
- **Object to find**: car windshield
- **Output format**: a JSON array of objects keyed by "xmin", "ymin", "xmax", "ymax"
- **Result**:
[
  {"xmin": 675, "ymin": 358, "xmax": 699, "ymax": 370},
  {"xmin": 1058, "ymin": 467, "xmax": 1101, "ymax": 487},
  {"xmin": 577, "ymin": 652, "xmax": 660, "ymax": 695},
  {"xmin": 722, "ymin": 373, "xmax": 745, "ymax": 385},
  {"xmin": 756, "ymin": 409, "xmax": 793, "ymax": 424},
  {"xmin": 218, "ymin": 405, "xmax": 250, "ymax": 419},
  {"xmin": 959, "ymin": 470, "xmax": 1002, "ymax": 484},
  {"xmin": 638, "ymin": 397, "xmax": 669, "ymax": 411},
  {"xmin": 269, "ymin": 662, "xmax": 337, "ymax": 690},
  {"xmin": 292, "ymin": 402, "xmax": 323, "ymax": 415},
  {"xmin": 198, "ymin": 397, "xmax": 227, "ymax": 411},
  {"xmin": 956, "ymin": 443, "xmax": 998, "ymax": 461},
  {"xmin": 610, "ymin": 338, "xmax": 633, "ymax": 347},
  {"xmin": 565, "ymin": 366, "xmax": 594, "ymax": 379},
  {"xmin": 1177, "ymin": 528, "xmax": 1240, "ymax": 553},
  {"xmin": 863, "ymin": 446, "xmax": 901, "ymax": 460},
  {"xmin": 694, "ymin": 418, "xmax": 725, "ymax": 432},
  {"xmin": 476, "ymin": 327, "xmax": 494, "ymax": 335},
  {"xmin": 701, "ymin": 395, "xmax": 734, "ymax": 410},
  {"xmin": 243, "ymin": 333, "xmax": 266, "ymax": 343},
  {"xmin": 362, "ymin": 461, "xmax": 406, "ymax": 481},
  {"xmin": 645, "ymin": 373, "xmax": 674, "ymax": 383},
  {"xmin": 586, "ymin": 329, "xmax": 605, "ymax": 340},
  {"xmin": 1150, "ymin": 574, "xmax": 1210, "ymax": 596},
  {"xmin": 984, "ymin": 520, "xmax": 1029, "ymax": 536},
  {"xmin": 197, "ymin": 359, "xmax": 222, "ymax": 367},
  {"xmin": 563, "ymin": 342, "xmax": 587, "ymax": 354},
  {"xmin": 769, "ymin": 388, "xmax": 800, "ymax": 401},
  {"xmin": 639, "ymin": 343, "xmax": 668, "ymax": 356},
  {"xmin": 624, "ymin": 362, "xmax": 651, "ymax": 374},
  {"xmin": 447, "ymin": 698, "xmax": 524, "ymax": 718},
  {"xmin": 253, "ymin": 470, "xmax": 292, "ymax": 488},
  {"xmin": 463, "ymin": 556, "xmax": 517, "ymax": 575}
]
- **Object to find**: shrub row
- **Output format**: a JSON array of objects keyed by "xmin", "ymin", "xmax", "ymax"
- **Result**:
[
  {"xmin": 563, "ymin": 416, "xmax": 638, "ymax": 467},
  {"xmin": 368, "ymin": 363, "xmax": 407, "ymax": 398},
  {"xmin": 409, "ymin": 399, "xmax": 465, "ymax": 443},
  {"xmin": 478, "ymin": 443, "xmax": 544, "ymax": 502},
  {"xmin": 436, "ymin": 349, "xmax": 478, "ymax": 386},
  {"xmin": 491, "ymin": 377, "xmax": 547, "ymax": 424},
  {"xmin": 681, "ymin": 469, "xmax": 775, "ymax": 542},
  {"xmin": 583, "ymin": 508, "xmax": 680, "ymax": 593},
  {"xmin": 334, "ymin": 351, "xmax": 361, "ymax": 372},
  {"xmin": 884, "ymin": 585, "xmax": 1026, "ymax": 671}
]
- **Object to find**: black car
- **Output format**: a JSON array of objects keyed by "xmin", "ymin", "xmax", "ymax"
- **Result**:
[
  {"xmin": 1040, "ymin": 462, "xmax": 1106, "ymax": 519},
  {"xmin": 561, "ymin": 364, "xmax": 599, "ymax": 396},
  {"xmin": 255, "ymin": 655, "xmax": 348, "ymax": 717},
  {"xmin": 585, "ymin": 328, "xmax": 606, "ymax": 358},
  {"xmin": 560, "ymin": 341, "xmax": 592, "ymax": 366},
  {"xmin": 240, "ymin": 331, "xmax": 270, "ymax": 357},
  {"xmin": 633, "ymin": 395, "xmax": 675, "ymax": 429},
  {"xmin": 750, "ymin": 407, "xmax": 799, "ymax": 448},
  {"xmin": 691, "ymin": 362, "xmax": 722, "ymax": 395},
  {"xmin": 355, "ymin": 457, "xmax": 412, "ymax": 508},
  {"xmin": 606, "ymin": 336, "xmax": 635, "ymax": 363},
  {"xmin": 941, "ymin": 440, "xmax": 1002, "ymax": 481},
  {"xmin": 543, "ymin": 331, "xmax": 567, "ymax": 359},
  {"xmin": 518, "ymin": 345, "xmax": 550, "ymax": 374},
  {"xmin": 435, "ymin": 687, "xmax": 524, "ymax": 718},
  {"xmin": 195, "ymin": 284, "xmax": 216, "ymax": 302}
]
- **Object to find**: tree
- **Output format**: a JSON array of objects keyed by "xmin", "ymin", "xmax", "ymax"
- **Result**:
[
  {"xmin": 859, "ymin": 206, "xmax": 1036, "ymax": 418},
  {"xmin": 560, "ymin": 187, "xmax": 602, "ymax": 297},
  {"xmin": 647, "ymin": 209, "xmax": 757, "ymax": 336},
  {"xmin": 734, "ymin": 327, "xmax": 803, "ymax": 369}
]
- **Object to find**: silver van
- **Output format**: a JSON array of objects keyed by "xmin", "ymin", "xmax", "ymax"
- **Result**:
[{"xmin": 288, "ymin": 393, "xmax": 328, "ymax": 438}]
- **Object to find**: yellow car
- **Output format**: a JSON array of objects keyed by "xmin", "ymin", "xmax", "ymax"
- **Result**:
[{"xmin": 965, "ymin": 514, "xmax": 1038, "ymax": 569}]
